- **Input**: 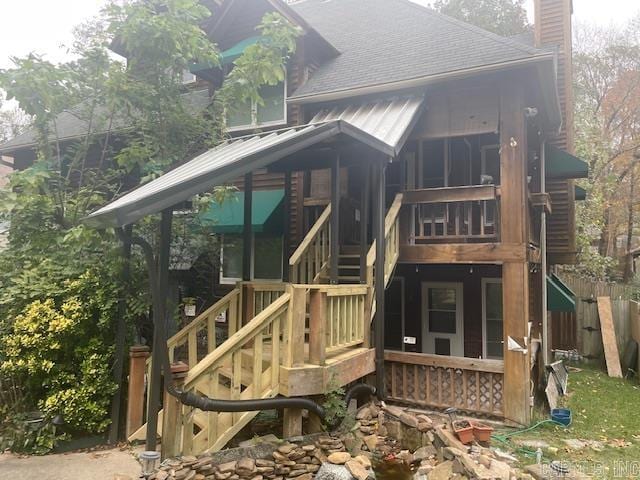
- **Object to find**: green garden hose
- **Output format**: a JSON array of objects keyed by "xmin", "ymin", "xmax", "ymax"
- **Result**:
[{"xmin": 490, "ymin": 419, "xmax": 568, "ymax": 458}]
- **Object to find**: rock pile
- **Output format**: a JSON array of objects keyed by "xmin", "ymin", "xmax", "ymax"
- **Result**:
[{"xmin": 149, "ymin": 402, "xmax": 561, "ymax": 480}]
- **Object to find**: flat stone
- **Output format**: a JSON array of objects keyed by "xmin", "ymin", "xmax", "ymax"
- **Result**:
[
  {"xmin": 278, "ymin": 445, "xmax": 295, "ymax": 454},
  {"xmin": 356, "ymin": 407, "xmax": 372, "ymax": 420},
  {"xmin": 345, "ymin": 460, "xmax": 370, "ymax": 480},
  {"xmin": 236, "ymin": 457, "xmax": 256, "ymax": 473},
  {"xmin": 384, "ymin": 420, "xmax": 402, "ymax": 439},
  {"xmin": 563, "ymin": 439, "xmax": 587, "ymax": 450},
  {"xmin": 327, "ymin": 452, "xmax": 352, "ymax": 465},
  {"xmin": 427, "ymin": 460, "xmax": 453, "ymax": 480},
  {"xmin": 398, "ymin": 412, "xmax": 419, "ymax": 428},
  {"xmin": 515, "ymin": 439, "xmax": 551, "ymax": 449},
  {"xmin": 363, "ymin": 435, "xmax": 378, "ymax": 452},
  {"xmin": 218, "ymin": 462, "xmax": 237, "ymax": 474},
  {"xmin": 315, "ymin": 463, "xmax": 353, "ymax": 480},
  {"xmin": 354, "ymin": 455, "xmax": 371, "ymax": 469},
  {"xmin": 413, "ymin": 445, "xmax": 437, "ymax": 462},
  {"xmin": 383, "ymin": 405, "xmax": 405, "ymax": 418}
]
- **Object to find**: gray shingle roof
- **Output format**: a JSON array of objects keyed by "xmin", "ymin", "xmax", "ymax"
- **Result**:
[
  {"xmin": 288, "ymin": 0, "xmax": 551, "ymax": 101},
  {"xmin": 0, "ymin": 89, "xmax": 211, "ymax": 154}
]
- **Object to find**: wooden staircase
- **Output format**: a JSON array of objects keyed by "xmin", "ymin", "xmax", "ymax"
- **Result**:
[{"xmin": 128, "ymin": 194, "xmax": 403, "ymax": 456}]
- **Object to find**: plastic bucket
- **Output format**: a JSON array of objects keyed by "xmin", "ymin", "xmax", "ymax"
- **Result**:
[{"xmin": 551, "ymin": 408, "xmax": 572, "ymax": 426}]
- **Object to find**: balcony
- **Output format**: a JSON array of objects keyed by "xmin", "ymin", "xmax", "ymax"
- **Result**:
[{"xmin": 398, "ymin": 185, "xmax": 532, "ymax": 264}]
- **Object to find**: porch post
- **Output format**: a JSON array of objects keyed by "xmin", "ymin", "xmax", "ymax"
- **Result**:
[
  {"xmin": 360, "ymin": 163, "xmax": 370, "ymax": 284},
  {"xmin": 282, "ymin": 170, "xmax": 292, "ymax": 282},
  {"xmin": 243, "ymin": 172, "xmax": 253, "ymax": 282},
  {"xmin": 374, "ymin": 159, "xmax": 387, "ymax": 397},
  {"xmin": 540, "ymin": 139, "xmax": 549, "ymax": 366},
  {"xmin": 499, "ymin": 85, "xmax": 531, "ymax": 426},
  {"xmin": 108, "ymin": 224, "xmax": 132, "ymax": 444},
  {"xmin": 146, "ymin": 207, "xmax": 173, "ymax": 451},
  {"xmin": 330, "ymin": 153, "xmax": 341, "ymax": 284}
]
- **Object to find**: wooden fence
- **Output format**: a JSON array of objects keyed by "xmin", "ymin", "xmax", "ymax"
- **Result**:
[{"xmin": 552, "ymin": 273, "xmax": 635, "ymax": 364}]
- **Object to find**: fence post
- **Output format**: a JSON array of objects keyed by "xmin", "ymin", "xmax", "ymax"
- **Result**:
[
  {"xmin": 162, "ymin": 362, "xmax": 189, "ymax": 459},
  {"xmin": 285, "ymin": 285, "xmax": 306, "ymax": 368},
  {"xmin": 309, "ymin": 290, "xmax": 327, "ymax": 366},
  {"xmin": 126, "ymin": 345, "xmax": 150, "ymax": 438}
]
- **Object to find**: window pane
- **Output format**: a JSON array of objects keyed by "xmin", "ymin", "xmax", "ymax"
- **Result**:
[
  {"xmin": 485, "ymin": 282, "xmax": 502, "ymax": 318},
  {"xmin": 253, "ymin": 234, "xmax": 282, "ymax": 279},
  {"xmin": 222, "ymin": 235, "xmax": 243, "ymax": 279},
  {"xmin": 487, "ymin": 341, "xmax": 503, "ymax": 358},
  {"xmin": 429, "ymin": 288, "xmax": 456, "ymax": 310},
  {"xmin": 429, "ymin": 311, "xmax": 456, "ymax": 333},
  {"xmin": 487, "ymin": 319, "xmax": 503, "ymax": 342},
  {"xmin": 434, "ymin": 338, "xmax": 451, "ymax": 356},
  {"xmin": 227, "ymin": 97, "xmax": 253, "ymax": 128},
  {"xmin": 256, "ymin": 83, "xmax": 285, "ymax": 124}
]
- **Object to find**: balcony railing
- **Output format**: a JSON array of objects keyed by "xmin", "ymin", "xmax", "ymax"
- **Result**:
[{"xmin": 402, "ymin": 185, "xmax": 500, "ymax": 244}]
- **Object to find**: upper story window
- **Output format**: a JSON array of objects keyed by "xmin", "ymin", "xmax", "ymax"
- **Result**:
[{"xmin": 226, "ymin": 81, "xmax": 287, "ymax": 131}]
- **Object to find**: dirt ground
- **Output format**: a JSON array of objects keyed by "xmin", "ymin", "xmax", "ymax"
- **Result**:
[{"xmin": 0, "ymin": 446, "xmax": 141, "ymax": 480}]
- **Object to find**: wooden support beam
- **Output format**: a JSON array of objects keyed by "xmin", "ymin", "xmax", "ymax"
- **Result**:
[
  {"xmin": 126, "ymin": 345, "xmax": 150, "ymax": 438},
  {"xmin": 360, "ymin": 164, "xmax": 370, "ymax": 284},
  {"xmin": 282, "ymin": 408, "xmax": 303, "ymax": 438},
  {"xmin": 399, "ymin": 243, "xmax": 527, "ymax": 264},
  {"xmin": 330, "ymin": 153, "xmax": 340, "ymax": 284},
  {"xmin": 374, "ymin": 160, "xmax": 387, "ymax": 396},
  {"xmin": 284, "ymin": 286, "xmax": 306, "ymax": 368},
  {"xmin": 162, "ymin": 362, "xmax": 189, "ymax": 459},
  {"xmin": 308, "ymin": 290, "xmax": 327, "ymax": 365},
  {"xmin": 499, "ymin": 85, "xmax": 531, "ymax": 426},
  {"xmin": 147, "ymin": 207, "xmax": 173, "ymax": 451},
  {"xmin": 243, "ymin": 172, "xmax": 253, "ymax": 282}
]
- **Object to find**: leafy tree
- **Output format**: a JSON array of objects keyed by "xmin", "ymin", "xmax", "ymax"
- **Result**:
[
  {"xmin": 570, "ymin": 19, "xmax": 640, "ymax": 280},
  {"xmin": 0, "ymin": 0, "xmax": 298, "ymax": 450},
  {"xmin": 432, "ymin": 0, "xmax": 530, "ymax": 36}
]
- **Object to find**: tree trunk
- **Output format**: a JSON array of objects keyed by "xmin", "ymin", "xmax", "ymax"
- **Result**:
[{"xmin": 623, "ymin": 169, "xmax": 635, "ymax": 282}]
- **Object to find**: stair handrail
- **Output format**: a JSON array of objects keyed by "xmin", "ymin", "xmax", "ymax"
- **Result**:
[
  {"xmin": 289, "ymin": 204, "xmax": 332, "ymax": 283},
  {"xmin": 366, "ymin": 193, "xmax": 403, "ymax": 321},
  {"xmin": 183, "ymin": 292, "xmax": 291, "ymax": 390},
  {"xmin": 366, "ymin": 193, "xmax": 403, "ymax": 271}
]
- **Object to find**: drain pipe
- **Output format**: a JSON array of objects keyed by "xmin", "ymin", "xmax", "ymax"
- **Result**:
[
  {"xmin": 120, "ymin": 231, "xmax": 327, "ymax": 425},
  {"xmin": 540, "ymin": 139, "xmax": 549, "ymax": 367}
]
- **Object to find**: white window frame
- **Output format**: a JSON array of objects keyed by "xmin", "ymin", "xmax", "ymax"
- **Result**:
[
  {"xmin": 226, "ymin": 77, "xmax": 288, "ymax": 133},
  {"xmin": 481, "ymin": 278, "xmax": 504, "ymax": 360},
  {"xmin": 219, "ymin": 233, "xmax": 283, "ymax": 284},
  {"xmin": 480, "ymin": 144, "xmax": 500, "ymax": 227}
]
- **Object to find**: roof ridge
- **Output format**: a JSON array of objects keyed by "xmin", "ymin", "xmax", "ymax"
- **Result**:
[{"xmin": 389, "ymin": 0, "xmax": 544, "ymax": 57}]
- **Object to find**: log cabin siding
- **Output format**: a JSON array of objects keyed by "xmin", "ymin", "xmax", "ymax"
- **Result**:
[{"xmin": 535, "ymin": 0, "xmax": 577, "ymax": 264}]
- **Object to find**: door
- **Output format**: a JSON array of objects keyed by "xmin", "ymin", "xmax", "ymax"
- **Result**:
[
  {"xmin": 385, "ymin": 278, "xmax": 405, "ymax": 351},
  {"xmin": 422, "ymin": 282, "xmax": 464, "ymax": 356}
]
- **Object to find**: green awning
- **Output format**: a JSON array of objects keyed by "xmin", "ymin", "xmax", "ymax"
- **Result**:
[
  {"xmin": 545, "ymin": 144, "xmax": 589, "ymax": 179},
  {"xmin": 547, "ymin": 274, "xmax": 576, "ymax": 312},
  {"xmin": 200, "ymin": 189, "xmax": 284, "ymax": 234},
  {"xmin": 575, "ymin": 185, "xmax": 587, "ymax": 201},
  {"xmin": 190, "ymin": 36, "xmax": 263, "ymax": 72}
]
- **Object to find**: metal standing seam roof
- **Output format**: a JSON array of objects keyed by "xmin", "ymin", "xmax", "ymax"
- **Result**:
[{"xmin": 84, "ymin": 96, "xmax": 425, "ymax": 228}]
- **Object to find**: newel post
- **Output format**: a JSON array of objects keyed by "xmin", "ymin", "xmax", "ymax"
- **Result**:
[
  {"xmin": 126, "ymin": 345, "xmax": 150, "ymax": 438},
  {"xmin": 308, "ymin": 289, "xmax": 327, "ymax": 366},
  {"xmin": 162, "ymin": 362, "xmax": 189, "ymax": 459}
]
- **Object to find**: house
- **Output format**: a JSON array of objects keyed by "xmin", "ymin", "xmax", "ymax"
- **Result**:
[{"xmin": 0, "ymin": 0, "xmax": 588, "ymax": 457}]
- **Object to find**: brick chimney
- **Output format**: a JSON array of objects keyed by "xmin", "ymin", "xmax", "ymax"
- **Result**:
[{"xmin": 534, "ymin": 0, "xmax": 574, "ymax": 153}]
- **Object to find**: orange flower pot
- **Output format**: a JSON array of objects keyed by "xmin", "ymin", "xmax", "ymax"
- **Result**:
[
  {"xmin": 472, "ymin": 422, "xmax": 494, "ymax": 442},
  {"xmin": 452, "ymin": 420, "xmax": 475, "ymax": 445}
]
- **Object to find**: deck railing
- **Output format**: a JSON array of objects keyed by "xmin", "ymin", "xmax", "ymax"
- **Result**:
[
  {"xmin": 384, "ymin": 351, "xmax": 505, "ymax": 417},
  {"xmin": 180, "ymin": 292, "xmax": 291, "ymax": 454},
  {"xmin": 307, "ymin": 285, "xmax": 369, "ymax": 365},
  {"xmin": 402, "ymin": 185, "xmax": 500, "ymax": 243},
  {"xmin": 289, "ymin": 204, "xmax": 331, "ymax": 284}
]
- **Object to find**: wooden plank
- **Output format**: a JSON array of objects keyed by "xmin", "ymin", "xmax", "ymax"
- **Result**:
[
  {"xmin": 399, "ymin": 243, "xmax": 526, "ymax": 264},
  {"xmin": 597, "ymin": 297, "xmax": 623, "ymax": 378},
  {"xmin": 403, "ymin": 185, "xmax": 496, "ymax": 204},
  {"xmin": 384, "ymin": 351, "xmax": 504, "ymax": 373},
  {"xmin": 308, "ymin": 290, "xmax": 327, "ymax": 365}
]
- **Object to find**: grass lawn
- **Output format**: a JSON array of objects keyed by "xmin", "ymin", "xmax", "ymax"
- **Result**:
[{"xmin": 493, "ymin": 366, "xmax": 640, "ymax": 479}]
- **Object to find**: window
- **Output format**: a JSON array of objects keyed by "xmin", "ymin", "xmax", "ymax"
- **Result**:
[
  {"xmin": 226, "ymin": 81, "xmax": 286, "ymax": 131},
  {"xmin": 482, "ymin": 278, "xmax": 503, "ymax": 359},
  {"xmin": 220, "ymin": 233, "xmax": 283, "ymax": 284}
]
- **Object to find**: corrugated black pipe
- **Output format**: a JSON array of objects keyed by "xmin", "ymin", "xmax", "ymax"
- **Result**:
[{"xmin": 123, "ymin": 232, "xmax": 326, "ymax": 421}]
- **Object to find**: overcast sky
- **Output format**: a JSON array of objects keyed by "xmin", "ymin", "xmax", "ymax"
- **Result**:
[{"xmin": 0, "ymin": 0, "xmax": 639, "ymax": 70}]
